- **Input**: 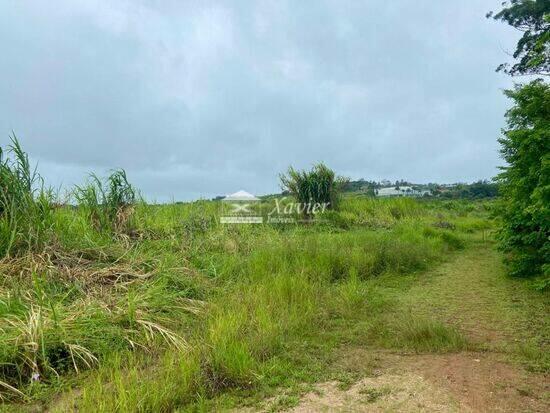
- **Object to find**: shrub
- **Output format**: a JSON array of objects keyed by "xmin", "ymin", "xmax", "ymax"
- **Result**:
[{"xmin": 280, "ymin": 163, "xmax": 348, "ymax": 215}]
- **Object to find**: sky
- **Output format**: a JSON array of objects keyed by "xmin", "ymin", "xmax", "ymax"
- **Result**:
[{"xmin": 0, "ymin": 0, "xmax": 520, "ymax": 201}]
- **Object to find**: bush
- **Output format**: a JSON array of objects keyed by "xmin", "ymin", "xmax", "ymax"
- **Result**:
[{"xmin": 280, "ymin": 163, "xmax": 347, "ymax": 215}]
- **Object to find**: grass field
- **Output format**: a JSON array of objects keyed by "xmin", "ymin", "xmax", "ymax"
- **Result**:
[{"xmin": 0, "ymin": 195, "xmax": 548, "ymax": 412}]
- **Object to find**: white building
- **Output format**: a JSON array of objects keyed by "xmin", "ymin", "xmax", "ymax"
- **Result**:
[{"xmin": 375, "ymin": 186, "xmax": 430, "ymax": 197}]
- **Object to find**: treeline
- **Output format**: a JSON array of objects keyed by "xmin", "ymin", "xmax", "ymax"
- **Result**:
[
  {"xmin": 434, "ymin": 181, "xmax": 499, "ymax": 199},
  {"xmin": 342, "ymin": 179, "xmax": 499, "ymax": 199}
]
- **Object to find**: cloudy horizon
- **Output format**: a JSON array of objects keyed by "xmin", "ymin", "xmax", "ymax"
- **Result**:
[{"xmin": 1, "ymin": 0, "xmax": 519, "ymax": 201}]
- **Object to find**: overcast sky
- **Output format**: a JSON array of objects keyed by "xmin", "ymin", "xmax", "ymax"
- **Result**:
[{"xmin": 0, "ymin": 0, "xmax": 519, "ymax": 201}]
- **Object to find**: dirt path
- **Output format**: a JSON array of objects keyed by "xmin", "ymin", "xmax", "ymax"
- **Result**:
[
  {"xmin": 399, "ymin": 244, "xmax": 549, "ymax": 350},
  {"xmin": 286, "ymin": 350, "xmax": 548, "ymax": 412},
  {"xmin": 261, "ymin": 243, "xmax": 550, "ymax": 412}
]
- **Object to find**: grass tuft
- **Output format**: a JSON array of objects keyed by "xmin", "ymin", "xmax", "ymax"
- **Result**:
[
  {"xmin": 74, "ymin": 169, "xmax": 137, "ymax": 234},
  {"xmin": 369, "ymin": 315, "xmax": 469, "ymax": 353}
]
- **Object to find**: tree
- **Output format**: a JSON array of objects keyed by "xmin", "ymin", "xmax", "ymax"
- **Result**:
[
  {"xmin": 496, "ymin": 80, "xmax": 550, "ymax": 277},
  {"xmin": 488, "ymin": 0, "xmax": 550, "ymax": 76},
  {"xmin": 490, "ymin": 1, "xmax": 550, "ymax": 283},
  {"xmin": 467, "ymin": 180, "xmax": 499, "ymax": 198}
]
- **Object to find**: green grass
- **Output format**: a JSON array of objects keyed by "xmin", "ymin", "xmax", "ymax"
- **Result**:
[
  {"xmin": 394, "ymin": 242, "xmax": 550, "ymax": 372},
  {"xmin": 367, "ymin": 316, "xmax": 469, "ymax": 352},
  {"xmin": 0, "ymin": 185, "xmax": 547, "ymax": 412}
]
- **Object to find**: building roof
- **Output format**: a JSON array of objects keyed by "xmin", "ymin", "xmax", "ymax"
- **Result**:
[
  {"xmin": 377, "ymin": 187, "xmax": 404, "ymax": 196},
  {"xmin": 376, "ymin": 186, "xmax": 430, "ymax": 196},
  {"xmin": 224, "ymin": 190, "xmax": 259, "ymax": 201}
]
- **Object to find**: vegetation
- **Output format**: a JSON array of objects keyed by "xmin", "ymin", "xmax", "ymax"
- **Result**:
[
  {"xmin": 488, "ymin": 0, "xmax": 550, "ymax": 76},
  {"xmin": 435, "ymin": 181, "xmax": 499, "ymax": 199},
  {"xmin": 0, "ymin": 140, "xmax": 546, "ymax": 412},
  {"xmin": 491, "ymin": 0, "xmax": 549, "ymax": 283},
  {"xmin": 340, "ymin": 179, "xmax": 499, "ymax": 199},
  {"xmin": 74, "ymin": 170, "xmax": 137, "ymax": 234},
  {"xmin": 279, "ymin": 163, "xmax": 348, "ymax": 213},
  {"xmin": 0, "ymin": 135, "xmax": 54, "ymax": 257},
  {"xmin": 0, "ymin": 4, "xmax": 546, "ymax": 412},
  {"xmin": 496, "ymin": 81, "xmax": 550, "ymax": 280}
]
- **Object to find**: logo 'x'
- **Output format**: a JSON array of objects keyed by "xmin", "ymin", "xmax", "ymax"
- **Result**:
[{"xmin": 230, "ymin": 203, "xmax": 252, "ymax": 214}]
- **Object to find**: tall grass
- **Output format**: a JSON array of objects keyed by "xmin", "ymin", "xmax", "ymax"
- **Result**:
[
  {"xmin": 0, "ymin": 157, "xmax": 498, "ymax": 409},
  {"xmin": 280, "ymin": 163, "xmax": 347, "ymax": 213},
  {"xmin": 72, "ymin": 272, "xmax": 321, "ymax": 412},
  {"xmin": 75, "ymin": 350, "xmax": 202, "ymax": 413},
  {"xmin": 0, "ymin": 135, "xmax": 54, "ymax": 257},
  {"xmin": 74, "ymin": 169, "xmax": 137, "ymax": 233},
  {"xmin": 0, "ymin": 267, "xmax": 197, "ymax": 400},
  {"xmin": 57, "ymin": 212, "xmax": 475, "ymax": 411}
]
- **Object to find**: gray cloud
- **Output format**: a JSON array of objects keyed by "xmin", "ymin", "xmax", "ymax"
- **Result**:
[{"xmin": 0, "ymin": 0, "xmax": 519, "ymax": 200}]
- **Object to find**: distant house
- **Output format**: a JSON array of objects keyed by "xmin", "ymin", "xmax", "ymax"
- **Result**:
[
  {"xmin": 375, "ymin": 186, "xmax": 430, "ymax": 197},
  {"xmin": 223, "ymin": 190, "xmax": 259, "ymax": 201}
]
